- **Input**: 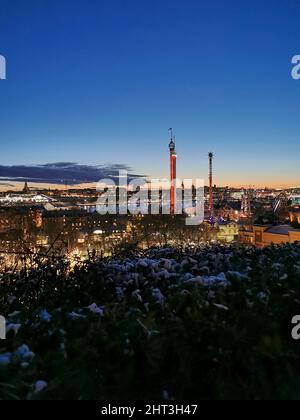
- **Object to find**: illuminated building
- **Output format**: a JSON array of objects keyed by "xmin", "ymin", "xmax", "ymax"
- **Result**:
[
  {"xmin": 217, "ymin": 222, "xmax": 239, "ymax": 243},
  {"xmin": 0, "ymin": 207, "xmax": 42, "ymax": 234},
  {"xmin": 290, "ymin": 195, "xmax": 300, "ymax": 206},
  {"xmin": 290, "ymin": 208, "xmax": 300, "ymax": 224},
  {"xmin": 241, "ymin": 190, "xmax": 252, "ymax": 217},
  {"xmin": 213, "ymin": 201, "xmax": 242, "ymax": 222},
  {"xmin": 239, "ymin": 224, "xmax": 300, "ymax": 247},
  {"xmin": 0, "ymin": 194, "xmax": 52, "ymax": 205},
  {"xmin": 36, "ymin": 233, "xmax": 49, "ymax": 246}
]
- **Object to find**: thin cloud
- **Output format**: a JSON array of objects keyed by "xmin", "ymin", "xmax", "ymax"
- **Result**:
[{"xmin": 0, "ymin": 163, "xmax": 146, "ymax": 185}]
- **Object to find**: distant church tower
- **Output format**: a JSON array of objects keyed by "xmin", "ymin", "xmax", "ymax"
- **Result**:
[{"xmin": 23, "ymin": 181, "xmax": 30, "ymax": 194}]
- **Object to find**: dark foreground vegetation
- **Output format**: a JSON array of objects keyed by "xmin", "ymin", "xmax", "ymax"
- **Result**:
[{"xmin": 1, "ymin": 243, "xmax": 300, "ymax": 400}]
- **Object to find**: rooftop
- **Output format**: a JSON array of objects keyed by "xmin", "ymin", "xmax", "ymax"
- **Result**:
[{"xmin": 266, "ymin": 225, "xmax": 300, "ymax": 235}]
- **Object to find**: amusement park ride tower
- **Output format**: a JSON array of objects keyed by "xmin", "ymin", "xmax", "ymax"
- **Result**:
[
  {"xmin": 208, "ymin": 152, "xmax": 214, "ymax": 216},
  {"xmin": 169, "ymin": 128, "xmax": 177, "ymax": 215}
]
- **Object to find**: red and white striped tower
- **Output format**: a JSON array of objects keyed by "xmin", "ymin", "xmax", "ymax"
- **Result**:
[
  {"xmin": 169, "ymin": 128, "xmax": 177, "ymax": 215},
  {"xmin": 209, "ymin": 152, "xmax": 214, "ymax": 215}
]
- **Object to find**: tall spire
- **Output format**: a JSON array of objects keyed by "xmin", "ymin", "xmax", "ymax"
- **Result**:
[
  {"xmin": 169, "ymin": 129, "xmax": 177, "ymax": 215},
  {"xmin": 209, "ymin": 152, "xmax": 214, "ymax": 216},
  {"xmin": 23, "ymin": 181, "xmax": 30, "ymax": 194}
]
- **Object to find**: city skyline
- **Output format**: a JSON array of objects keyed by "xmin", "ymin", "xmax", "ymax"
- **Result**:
[{"xmin": 1, "ymin": 0, "xmax": 300, "ymax": 188}]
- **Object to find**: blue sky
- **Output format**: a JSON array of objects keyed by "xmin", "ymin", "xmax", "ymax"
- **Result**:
[{"xmin": 0, "ymin": 0, "xmax": 300, "ymax": 187}]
